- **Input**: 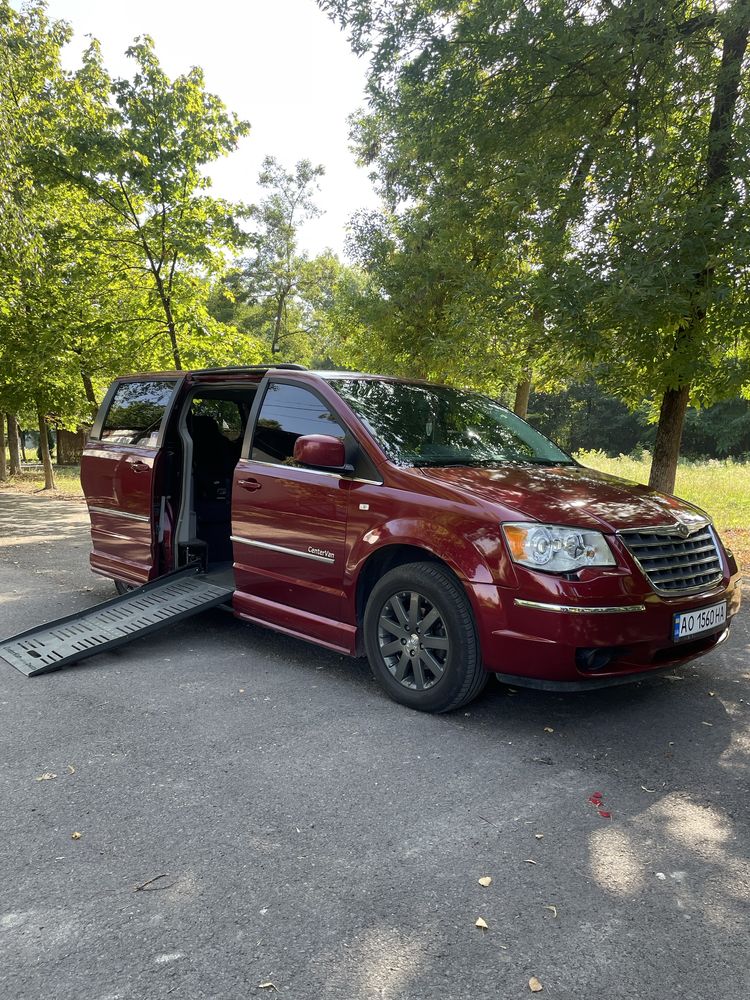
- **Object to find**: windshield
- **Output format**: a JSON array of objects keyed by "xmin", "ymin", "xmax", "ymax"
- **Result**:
[{"xmin": 330, "ymin": 378, "xmax": 574, "ymax": 467}]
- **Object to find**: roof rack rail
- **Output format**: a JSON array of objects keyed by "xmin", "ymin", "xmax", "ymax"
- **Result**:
[{"xmin": 189, "ymin": 363, "xmax": 308, "ymax": 375}]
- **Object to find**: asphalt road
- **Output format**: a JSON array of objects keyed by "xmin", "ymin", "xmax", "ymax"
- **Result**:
[{"xmin": 0, "ymin": 492, "xmax": 748, "ymax": 1000}]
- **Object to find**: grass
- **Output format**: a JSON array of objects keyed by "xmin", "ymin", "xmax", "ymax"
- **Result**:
[
  {"xmin": 577, "ymin": 450, "xmax": 750, "ymax": 573},
  {"xmin": 0, "ymin": 464, "xmax": 84, "ymax": 498},
  {"xmin": 2, "ymin": 452, "xmax": 747, "ymax": 572}
]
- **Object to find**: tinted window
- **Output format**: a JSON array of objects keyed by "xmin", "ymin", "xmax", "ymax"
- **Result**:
[
  {"xmin": 100, "ymin": 381, "xmax": 176, "ymax": 446},
  {"xmin": 191, "ymin": 397, "xmax": 245, "ymax": 443},
  {"xmin": 330, "ymin": 378, "xmax": 573, "ymax": 467},
  {"xmin": 251, "ymin": 383, "xmax": 345, "ymax": 465}
]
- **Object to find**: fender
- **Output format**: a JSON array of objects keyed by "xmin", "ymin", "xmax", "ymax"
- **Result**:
[{"xmin": 346, "ymin": 514, "xmax": 517, "ymax": 588}]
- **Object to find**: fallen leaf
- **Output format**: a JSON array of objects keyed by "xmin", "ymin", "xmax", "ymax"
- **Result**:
[
  {"xmin": 543, "ymin": 727, "xmax": 554, "ymax": 733},
  {"xmin": 258, "ymin": 982, "xmax": 278, "ymax": 992},
  {"xmin": 524, "ymin": 859, "xmax": 537, "ymax": 865},
  {"xmin": 475, "ymin": 917, "xmax": 489, "ymax": 930},
  {"xmin": 544, "ymin": 905, "xmax": 557, "ymax": 918},
  {"xmin": 478, "ymin": 876, "xmax": 492, "ymax": 887},
  {"xmin": 35, "ymin": 772, "xmax": 57, "ymax": 781},
  {"xmin": 598, "ymin": 810, "xmax": 612, "ymax": 819},
  {"xmin": 66, "ymin": 765, "xmax": 75, "ymax": 774},
  {"xmin": 71, "ymin": 831, "xmax": 82, "ymax": 840},
  {"xmin": 535, "ymin": 833, "xmax": 544, "ymax": 840},
  {"xmin": 529, "ymin": 976, "xmax": 543, "ymax": 992}
]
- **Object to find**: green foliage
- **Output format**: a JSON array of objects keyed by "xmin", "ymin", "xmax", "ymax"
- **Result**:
[
  {"xmin": 0, "ymin": 2, "xmax": 267, "ymax": 435},
  {"xmin": 321, "ymin": 0, "xmax": 750, "ymax": 487},
  {"xmin": 529, "ymin": 381, "xmax": 750, "ymax": 460},
  {"xmin": 209, "ymin": 157, "xmax": 360, "ymax": 367},
  {"xmin": 55, "ymin": 34, "xmax": 253, "ymax": 369}
]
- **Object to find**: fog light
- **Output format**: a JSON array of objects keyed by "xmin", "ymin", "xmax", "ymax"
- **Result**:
[{"xmin": 576, "ymin": 647, "xmax": 621, "ymax": 672}]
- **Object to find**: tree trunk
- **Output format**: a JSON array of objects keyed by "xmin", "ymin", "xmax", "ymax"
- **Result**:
[
  {"xmin": 19, "ymin": 428, "xmax": 27, "ymax": 462},
  {"xmin": 0, "ymin": 412, "xmax": 6, "ymax": 481},
  {"xmin": 513, "ymin": 378, "xmax": 532, "ymax": 419},
  {"xmin": 167, "ymin": 318, "xmax": 182, "ymax": 370},
  {"xmin": 57, "ymin": 428, "xmax": 88, "ymax": 465},
  {"xmin": 648, "ymin": 385, "xmax": 690, "ymax": 494},
  {"xmin": 37, "ymin": 405, "xmax": 55, "ymax": 490},
  {"xmin": 7, "ymin": 414, "xmax": 21, "ymax": 475},
  {"xmin": 81, "ymin": 371, "xmax": 99, "ymax": 419}
]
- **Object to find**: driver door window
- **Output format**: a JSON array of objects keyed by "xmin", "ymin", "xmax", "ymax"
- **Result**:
[{"xmin": 251, "ymin": 383, "xmax": 346, "ymax": 466}]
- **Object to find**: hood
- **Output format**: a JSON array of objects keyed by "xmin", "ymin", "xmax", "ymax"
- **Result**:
[{"xmin": 417, "ymin": 463, "xmax": 708, "ymax": 533}]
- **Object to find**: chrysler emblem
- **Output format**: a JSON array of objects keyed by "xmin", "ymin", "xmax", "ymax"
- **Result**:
[{"xmin": 675, "ymin": 522, "xmax": 690, "ymax": 538}]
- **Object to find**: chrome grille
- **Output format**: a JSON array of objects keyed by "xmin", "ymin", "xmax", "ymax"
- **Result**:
[{"xmin": 619, "ymin": 524, "xmax": 723, "ymax": 595}]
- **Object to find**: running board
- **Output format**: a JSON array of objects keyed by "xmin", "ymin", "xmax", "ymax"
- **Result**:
[{"xmin": 0, "ymin": 566, "xmax": 233, "ymax": 677}]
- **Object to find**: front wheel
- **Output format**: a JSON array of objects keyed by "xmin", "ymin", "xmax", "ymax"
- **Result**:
[{"xmin": 363, "ymin": 561, "xmax": 487, "ymax": 713}]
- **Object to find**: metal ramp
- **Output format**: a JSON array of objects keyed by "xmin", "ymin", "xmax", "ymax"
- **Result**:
[{"xmin": 0, "ymin": 566, "xmax": 233, "ymax": 677}]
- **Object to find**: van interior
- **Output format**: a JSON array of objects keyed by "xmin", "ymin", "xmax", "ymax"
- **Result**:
[{"xmin": 167, "ymin": 382, "xmax": 260, "ymax": 573}]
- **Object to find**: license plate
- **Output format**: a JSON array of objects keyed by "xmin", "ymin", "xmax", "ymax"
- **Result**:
[{"xmin": 672, "ymin": 601, "xmax": 727, "ymax": 642}]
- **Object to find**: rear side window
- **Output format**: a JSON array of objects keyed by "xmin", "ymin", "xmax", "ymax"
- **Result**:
[
  {"xmin": 100, "ymin": 381, "xmax": 177, "ymax": 446},
  {"xmin": 251, "ymin": 383, "xmax": 345, "ymax": 465}
]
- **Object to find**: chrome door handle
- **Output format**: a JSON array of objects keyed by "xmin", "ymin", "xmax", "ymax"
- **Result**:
[{"xmin": 238, "ymin": 478, "xmax": 262, "ymax": 492}]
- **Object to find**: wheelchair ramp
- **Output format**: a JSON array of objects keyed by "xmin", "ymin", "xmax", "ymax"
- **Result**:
[{"xmin": 0, "ymin": 567, "xmax": 233, "ymax": 677}]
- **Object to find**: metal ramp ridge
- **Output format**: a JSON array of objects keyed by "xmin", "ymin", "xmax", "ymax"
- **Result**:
[{"xmin": 0, "ymin": 566, "xmax": 233, "ymax": 677}]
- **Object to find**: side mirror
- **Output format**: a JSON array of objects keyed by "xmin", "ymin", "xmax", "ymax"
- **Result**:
[{"xmin": 293, "ymin": 434, "xmax": 348, "ymax": 471}]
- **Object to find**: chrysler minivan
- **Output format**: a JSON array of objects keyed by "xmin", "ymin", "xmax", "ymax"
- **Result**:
[{"xmin": 79, "ymin": 365, "xmax": 742, "ymax": 712}]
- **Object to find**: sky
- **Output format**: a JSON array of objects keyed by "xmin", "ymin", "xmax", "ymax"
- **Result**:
[{"xmin": 42, "ymin": 0, "xmax": 380, "ymax": 257}]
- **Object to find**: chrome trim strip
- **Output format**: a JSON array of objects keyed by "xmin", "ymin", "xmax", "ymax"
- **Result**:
[
  {"xmin": 88, "ymin": 505, "xmax": 150, "ymax": 524},
  {"xmin": 617, "ymin": 517, "xmax": 711, "ymax": 536},
  {"xmin": 514, "ymin": 599, "xmax": 646, "ymax": 614},
  {"xmin": 243, "ymin": 459, "xmax": 383, "ymax": 486},
  {"xmin": 230, "ymin": 535, "xmax": 335, "ymax": 564}
]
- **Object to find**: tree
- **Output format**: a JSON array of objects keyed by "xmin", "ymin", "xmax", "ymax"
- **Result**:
[
  {"xmin": 219, "ymin": 157, "xmax": 328, "ymax": 361},
  {"xmin": 322, "ymin": 0, "xmax": 750, "ymax": 491},
  {"xmin": 54, "ymin": 35, "xmax": 251, "ymax": 370}
]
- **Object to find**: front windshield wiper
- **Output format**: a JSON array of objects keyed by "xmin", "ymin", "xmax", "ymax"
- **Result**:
[
  {"xmin": 520, "ymin": 458, "xmax": 576, "ymax": 466},
  {"xmin": 411, "ymin": 456, "xmax": 575, "ymax": 468},
  {"xmin": 411, "ymin": 458, "xmax": 499, "ymax": 467}
]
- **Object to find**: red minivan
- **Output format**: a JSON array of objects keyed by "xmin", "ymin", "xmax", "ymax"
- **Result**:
[{"xmin": 80, "ymin": 365, "xmax": 742, "ymax": 712}]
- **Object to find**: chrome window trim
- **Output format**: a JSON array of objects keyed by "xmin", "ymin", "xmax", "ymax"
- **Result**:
[
  {"xmin": 242, "ymin": 458, "xmax": 383, "ymax": 486},
  {"xmin": 230, "ymin": 535, "xmax": 335, "ymax": 565},
  {"xmin": 514, "ymin": 599, "xmax": 646, "ymax": 614},
  {"xmin": 87, "ymin": 505, "xmax": 150, "ymax": 524}
]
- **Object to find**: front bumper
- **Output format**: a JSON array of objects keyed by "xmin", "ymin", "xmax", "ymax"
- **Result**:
[{"xmin": 467, "ymin": 571, "xmax": 742, "ymax": 684}]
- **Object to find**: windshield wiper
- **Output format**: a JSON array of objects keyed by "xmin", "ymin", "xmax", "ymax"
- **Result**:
[
  {"xmin": 412, "ymin": 457, "xmax": 509, "ymax": 468},
  {"xmin": 520, "ymin": 458, "xmax": 575, "ymax": 466},
  {"xmin": 412, "ymin": 456, "xmax": 574, "ymax": 468}
]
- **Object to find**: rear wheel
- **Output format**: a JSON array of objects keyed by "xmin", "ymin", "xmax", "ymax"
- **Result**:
[{"xmin": 363, "ymin": 561, "xmax": 487, "ymax": 713}]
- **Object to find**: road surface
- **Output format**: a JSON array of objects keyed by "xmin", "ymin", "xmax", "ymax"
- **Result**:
[{"xmin": 0, "ymin": 493, "xmax": 748, "ymax": 1000}]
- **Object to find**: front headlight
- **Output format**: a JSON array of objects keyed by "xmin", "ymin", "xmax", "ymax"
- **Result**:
[{"xmin": 502, "ymin": 522, "xmax": 616, "ymax": 573}]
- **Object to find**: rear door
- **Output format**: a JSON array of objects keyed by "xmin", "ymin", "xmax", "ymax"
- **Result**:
[
  {"xmin": 230, "ymin": 379, "xmax": 352, "ymax": 649},
  {"xmin": 81, "ymin": 377, "xmax": 183, "ymax": 585}
]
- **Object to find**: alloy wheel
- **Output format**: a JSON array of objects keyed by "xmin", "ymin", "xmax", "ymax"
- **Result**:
[{"xmin": 377, "ymin": 590, "xmax": 450, "ymax": 691}]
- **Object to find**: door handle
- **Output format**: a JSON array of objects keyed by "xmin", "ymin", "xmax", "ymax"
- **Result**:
[
  {"xmin": 127, "ymin": 460, "xmax": 149, "ymax": 473},
  {"xmin": 238, "ymin": 478, "xmax": 262, "ymax": 492}
]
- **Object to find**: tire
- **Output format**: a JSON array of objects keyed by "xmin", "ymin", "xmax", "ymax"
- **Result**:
[
  {"xmin": 114, "ymin": 580, "xmax": 137, "ymax": 596},
  {"xmin": 363, "ymin": 561, "xmax": 488, "ymax": 713}
]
